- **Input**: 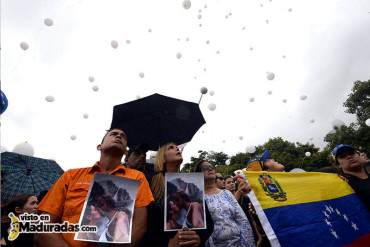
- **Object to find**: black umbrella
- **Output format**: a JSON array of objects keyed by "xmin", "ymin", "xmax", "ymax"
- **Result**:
[
  {"xmin": 110, "ymin": 93, "xmax": 206, "ymax": 151},
  {"xmin": 1, "ymin": 152, "xmax": 64, "ymax": 204}
]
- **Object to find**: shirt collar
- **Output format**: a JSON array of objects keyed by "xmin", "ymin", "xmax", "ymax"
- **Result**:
[{"xmin": 88, "ymin": 162, "xmax": 126, "ymax": 175}]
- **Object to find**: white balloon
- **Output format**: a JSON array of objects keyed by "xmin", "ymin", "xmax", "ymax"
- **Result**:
[
  {"xmin": 305, "ymin": 151, "xmax": 311, "ymax": 157},
  {"xmin": 300, "ymin": 95, "xmax": 308, "ymax": 100},
  {"xmin": 45, "ymin": 95, "xmax": 55, "ymax": 102},
  {"xmin": 13, "ymin": 142, "xmax": 34, "ymax": 156},
  {"xmin": 222, "ymin": 140, "xmax": 226, "ymax": 143},
  {"xmin": 83, "ymin": 113, "xmax": 89, "ymax": 119},
  {"xmin": 225, "ymin": 159, "xmax": 231, "ymax": 165},
  {"xmin": 249, "ymin": 97, "xmax": 255, "ymax": 102},
  {"xmin": 200, "ymin": 87, "xmax": 208, "ymax": 94},
  {"xmin": 88, "ymin": 76, "xmax": 95, "ymax": 82},
  {"xmin": 70, "ymin": 135, "xmax": 77, "ymax": 140},
  {"xmin": 111, "ymin": 40, "xmax": 118, "ymax": 49},
  {"xmin": 20, "ymin": 42, "xmax": 29, "ymax": 50},
  {"xmin": 206, "ymin": 40, "xmax": 210, "ymax": 44},
  {"xmin": 239, "ymin": 136, "xmax": 243, "ymax": 140},
  {"xmin": 332, "ymin": 119, "xmax": 345, "ymax": 129},
  {"xmin": 266, "ymin": 19, "xmax": 269, "ymax": 24},
  {"xmin": 267, "ymin": 72, "xmax": 275, "ymax": 80},
  {"xmin": 282, "ymin": 55, "xmax": 286, "ymax": 58},
  {"xmin": 92, "ymin": 85, "xmax": 99, "ymax": 91},
  {"xmin": 290, "ymin": 168, "xmax": 305, "ymax": 173},
  {"xmin": 249, "ymin": 47, "xmax": 253, "ymax": 51},
  {"xmin": 288, "ymin": 8, "xmax": 293, "ymax": 12},
  {"xmin": 282, "ymin": 99, "xmax": 287, "ymax": 103},
  {"xmin": 208, "ymin": 103, "xmax": 216, "ymax": 111},
  {"xmin": 148, "ymin": 28, "xmax": 152, "ymax": 32},
  {"xmin": 139, "ymin": 72, "xmax": 145, "ymax": 78},
  {"xmin": 198, "ymin": 15, "xmax": 202, "ymax": 19},
  {"xmin": 182, "ymin": 0, "xmax": 191, "ymax": 9},
  {"xmin": 176, "ymin": 52, "xmax": 182, "ymax": 59},
  {"xmin": 209, "ymin": 90, "xmax": 215, "ymax": 96},
  {"xmin": 365, "ymin": 119, "xmax": 370, "ymax": 126},
  {"xmin": 44, "ymin": 18, "xmax": 53, "ymax": 26},
  {"xmin": 310, "ymin": 119, "xmax": 315, "ymax": 123},
  {"xmin": 246, "ymin": 145, "xmax": 256, "ymax": 154},
  {"xmin": 267, "ymin": 90, "xmax": 272, "ymax": 95},
  {"xmin": 126, "ymin": 40, "xmax": 131, "ymax": 44},
  {"xmin": 216, "ymin": 50, "xmax": 220, "ymax": 54},
  {"xmin": 309, "ymin": 137, "xmax": 314, "ymax": 141}
]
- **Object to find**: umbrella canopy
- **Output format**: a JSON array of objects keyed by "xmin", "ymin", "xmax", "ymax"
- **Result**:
[
  {"xmin": 111, "ymin": 93, "xmax": 206, "ymax": 151},
  {"xmin": 1, "ymin": 152, "xmax": 64, "ymax": 204}
]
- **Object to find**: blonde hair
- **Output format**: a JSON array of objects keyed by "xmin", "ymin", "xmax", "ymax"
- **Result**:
[{"xmin": 150, "ymin": 142, "xmax": 176, "ymax": 202}]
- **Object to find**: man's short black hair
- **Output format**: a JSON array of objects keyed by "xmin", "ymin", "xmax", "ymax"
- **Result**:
[
  {"xmin": 101, "ymin": 128, "xmax": 127, "ymax": 144},
  {"xmin": 127, "ymin": 144, "xmax": 149, "ymax": 156}
]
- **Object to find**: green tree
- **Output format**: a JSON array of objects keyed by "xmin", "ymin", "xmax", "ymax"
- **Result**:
[{"xmin": 344, "ymin": 79, "xmax": 370, "ymax": 123}]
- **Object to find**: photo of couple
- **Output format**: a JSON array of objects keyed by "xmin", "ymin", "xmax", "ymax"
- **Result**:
[
  {"xmin": 75, "ymin": 174, "xmax": 139, "ymax": 244},
  {"xmin": 165, "ymin": 172, "xmax": 206, "ymax": 231}
]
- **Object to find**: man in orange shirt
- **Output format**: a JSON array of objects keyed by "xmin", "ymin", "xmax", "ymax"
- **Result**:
[{"xmin": 35, "ymin": 128, "xmax": 154, "ymax": 247}]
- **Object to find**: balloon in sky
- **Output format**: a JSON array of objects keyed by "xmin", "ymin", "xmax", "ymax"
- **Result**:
[
  {"xmin": 249, "ymin": 97, "xmax": 255, "ymax": 102},
  {"xmin": 111, "ymin": 40, "xmax": 118, "ymax": 49},
  {"xmin": 20, "ymin": 42, "xmax": 29, "ymax": 50},
  {"xmin": 246, "ymin": 145, "xmax": 256, "ymax": 154},
  {"xmin": 282, "ymin": 99, "xmax": 287, "ymax": 103},
  {"xmin": 176, "ymin": 52, "xmax": 182, "ymax": 59},
  {"xmin": 88, "ymin": 76, "xmax": 95, "ymax": 82},
  {"xmin": 365, "ymin": 118, "xmax": 370, "ymax": 126},
  {"xmin": 208, "ymin": 103, "xmax": 216, "ymax": 111},
  {"xmin": 44, "ymin": 18, "xmax": 53, "ymax": 26},
  {"xmin": 200, "ymin": 87, "xmax": 208, "ymax": 94},
  {"xmin": 239, "ymin": 136, "xmax": 243, "ymax": 140},
  {"xmin": 198, "ymin": 15, "xmax": 202, "ymax": 19},
  {"xmin": 13, "ymin": 142, "xmax": 34, "ymax": 156},
  {"xmin": 288, "ymin": 8, "xmax": 293, "ymax": 12},
  {"xmin": 92, "ymin": 85, "xmax": 99, "ymax": 92},
  {"xmin": 45, "ymin": 95, "xmax": 55, "ymax": 102},
  {"xmin": 209, "ymin": 90, "xmax": 215, "ymax": 96},
  {"xmin": 300, "ymin": 95, "xmax": 308, "ymax": 100},
  {"xmin": 182, "ymin": 0, "xmax": 191, "ymax": 9},
  {"xmin": 126, "ymin": 40, "xmax": 131, "ymax": 44},
  {"xmin": 309, "ymin": 137, "xmax": 314, "ymax": 141},
  {"xmin": 332, "ymin": 119, "xmax": 345, "ymax": 129},
  {"xmin": 70, "ymin": 135, "xmax": 77, "ymax": 140},
  {"xmin": 83, "ymin": 113, "xmax": 89, "ymax": 119},
  {"xmin": 305, "ymin": 151, "xmax": 311, "ymax": 157},
  {"xmin": 139, "ymin": 72, "xmax": 145, "ymax": 78},
  {"xmin": 310, "ymin": 119, "xmax": 315, "ymax": 123},
  {"xmin": 225, "ymin": 159, "xmax": 231, "ymax": 165},
  {"xmin": 267, "ymin": 72, "xmax": 275, "ymax": 80},
  {"xmin": 267, "ymin": 90, "xmax": 272, "ymax": 95}
]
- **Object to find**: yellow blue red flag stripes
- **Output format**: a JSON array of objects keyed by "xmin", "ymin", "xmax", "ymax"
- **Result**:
[{"xmin": 245, "ymin": 171, "xmax": 370, "ymax": 247}]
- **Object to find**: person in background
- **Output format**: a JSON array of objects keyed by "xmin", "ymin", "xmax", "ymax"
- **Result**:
[
  {"xmin": 1, "ymin": 194, "xmax": 38, "ymax": 247},
  {"xmin": 224, "ymin": 176, "xmax": 236, "ymax": 194},
  {"xmin": 333, "ymin": 144, "xmax": 370, "ymax": 211},
  {"xmin": 195, "ymin": 160, "xmax": 255, "ymax": 247},
  {"xmin": 36, "ymin": 128, "xmax": 154, "ymax": 247},
  {"xmin": 215, "ymin": 173, "xmax": 225, "ymax": 190},
  {"xmin": 142, "ymin": 143, "xmax": 214, "ymax": 247},
  {"xmin": 246, "ymin": 150, "xmax": 284, "ymax": 172},
  {"xmin": 125, "ymin": 144, "xmax": 155, "ymax": 183}
]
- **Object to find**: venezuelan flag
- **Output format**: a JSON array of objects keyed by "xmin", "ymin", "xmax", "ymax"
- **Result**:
[{"xmin": 245, "ymin": 171, "xmax": 370, "ymax": 247}]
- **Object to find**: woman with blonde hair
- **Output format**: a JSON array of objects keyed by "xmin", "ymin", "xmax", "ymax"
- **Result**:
[{"xmin": 140, "ymin": 143, "xmax": 213, "ymax": 247}]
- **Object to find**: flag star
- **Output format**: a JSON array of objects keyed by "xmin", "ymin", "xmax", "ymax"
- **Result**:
[
  {"xmin": 335, "ymin": 209, "xmax": 341, "ymax": 215},
  {"xmin": 330, "ymin": 229, "xmax": 339, "ymax": 239},
  {"xmin": 325, "ymin": 219, "xmax": 332, "ymax": 226},
  {"xmin": 343, "ymin": 214, "xmax": 348, "ymax": 221},
  {"xmin": 329, "ymin": 206, "xmax": 334, "ymax": 212},
  {"xmin": 325, "ymin": 205, "xmax": 330, "ymax": 212},
  {"xmin": 323, "ymin": 211, "xmax": 329, "ymax": 218},
  {"xmin": 351, "ymin": 222, "xmax": 358, "ymax": 231}
]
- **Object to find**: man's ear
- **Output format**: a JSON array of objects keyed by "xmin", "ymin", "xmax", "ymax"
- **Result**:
[{"xmin": 97, "ymin": 144, "xmax": 102, "ymax": 151}]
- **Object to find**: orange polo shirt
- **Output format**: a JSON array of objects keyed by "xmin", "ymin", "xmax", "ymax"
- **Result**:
[{"xmin": 38, "ymin": 162, "xmax": 154, "ymax": 247}]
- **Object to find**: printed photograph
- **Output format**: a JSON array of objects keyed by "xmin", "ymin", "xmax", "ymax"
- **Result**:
[
  {"xmin": 164, "ymin": 172, "xmax": 206, "ymax": 231},
  {"xmin": 75, "ymin": 173, "xmax": 139, "ymax": 244}
]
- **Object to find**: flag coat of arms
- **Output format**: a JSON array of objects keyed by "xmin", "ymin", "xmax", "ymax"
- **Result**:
[{"xmin": 245, "ymin": 172, "xmax": 370, "ymax": 247}]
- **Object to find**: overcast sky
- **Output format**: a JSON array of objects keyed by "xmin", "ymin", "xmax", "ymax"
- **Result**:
[{"xmin": 2, "ymin": 0, "xmax": 370, "ymax": 171}]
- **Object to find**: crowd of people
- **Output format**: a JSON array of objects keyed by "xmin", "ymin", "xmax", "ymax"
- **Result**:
[{"xmin": 1, "ymin": 127, "xmax": 369, "ymax": 247}]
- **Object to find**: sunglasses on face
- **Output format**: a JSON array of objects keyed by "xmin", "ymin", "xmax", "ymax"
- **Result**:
[{"xmin": 201, "ymin": 164, "xmax": 215, "ymax": 171}]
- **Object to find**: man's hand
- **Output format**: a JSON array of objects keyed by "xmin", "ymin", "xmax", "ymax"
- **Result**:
[{"xmin": 169, "ymin": 230, "xmax": 201, "ymax": 247}]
